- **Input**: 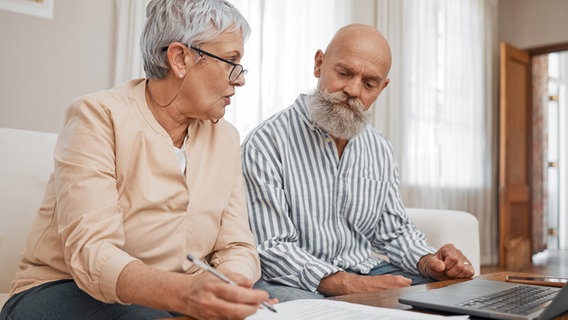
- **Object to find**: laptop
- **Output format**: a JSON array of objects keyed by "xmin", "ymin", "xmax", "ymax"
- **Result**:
[{"xmin": 398, "ymin": 278, "xmax": 568, "ymax": 320}]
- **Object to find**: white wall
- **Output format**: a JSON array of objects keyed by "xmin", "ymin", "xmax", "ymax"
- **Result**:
[
  {"xmin": 0, "ymin": 0, "xmax": 114, "ymax": 133},
  {"xmin": 498, "ymin": 0, "xmax": 568, "ymax": 49}
]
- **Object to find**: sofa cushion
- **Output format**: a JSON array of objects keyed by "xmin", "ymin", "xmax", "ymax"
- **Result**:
[{"xmin": 0, "ymin": 128, "xmax": 57, "ymax": 303}]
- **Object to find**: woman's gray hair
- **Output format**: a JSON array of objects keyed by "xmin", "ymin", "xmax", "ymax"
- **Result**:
[{"xmin": 140, "ymin": 0, "xmax": 250, "ymax": 79}]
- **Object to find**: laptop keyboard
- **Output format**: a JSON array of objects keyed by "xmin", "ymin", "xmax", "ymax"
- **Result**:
[{"xmin": 456, "ymin": 285, "xmax": 559, "ymax": 315}]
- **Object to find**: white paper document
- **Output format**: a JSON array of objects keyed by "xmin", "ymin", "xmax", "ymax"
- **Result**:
[{"xmin": 247, "ymin": 299, "xmax": 469, "ymax": 320}]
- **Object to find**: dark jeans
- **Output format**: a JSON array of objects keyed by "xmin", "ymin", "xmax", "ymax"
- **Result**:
[
  {"xmin": 254, "ymin": 262, "xmax": 433, "ymax": 302},
  {"xmin": 0, "ymin": 279, "xmax": 183, "ymax": 320}
]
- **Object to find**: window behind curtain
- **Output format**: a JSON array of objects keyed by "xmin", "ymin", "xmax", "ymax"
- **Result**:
[
  {"xmin": 405, "ymin": 2, "xmax": 487, "ymax": 188},
  {"xmin": 375, "ymin": 0, "xmax": 498, "ymax": 265}
]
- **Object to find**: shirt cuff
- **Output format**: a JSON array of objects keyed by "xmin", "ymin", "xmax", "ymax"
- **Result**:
[
  {"xmin": 403, "ymin": 243, "xmax": 436, "ymax": 275},
  {"xmin": 98, "ymin": 253, "xmax": 139, "ymax": 303},
  {"xmin": 215, "ymin": 258, "xmax": 260, "ymax": 282},
  {"xmin": 299, "ymin": 261, "xmax": 342, "ymax": 292}
]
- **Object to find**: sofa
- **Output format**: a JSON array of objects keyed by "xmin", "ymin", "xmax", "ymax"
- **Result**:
[
  {"xmin": 0, "ymin": 127, "xmax": 480, "ymax": 308},
  {"xmin": 0, "ymin": 127, "xmax": 58, "ymax": 307}
]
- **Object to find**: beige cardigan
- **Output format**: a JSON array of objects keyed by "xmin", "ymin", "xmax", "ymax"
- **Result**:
[{"xmin": 10, "ymin": 79, "xmax": 260, "ymax": 303}]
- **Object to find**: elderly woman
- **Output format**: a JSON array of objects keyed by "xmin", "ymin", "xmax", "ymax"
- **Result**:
[{"xmin": 0, "ymin": 0, "xmax": 269, "ymax": 319}]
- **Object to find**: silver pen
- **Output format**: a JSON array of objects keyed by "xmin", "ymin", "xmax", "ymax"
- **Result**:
[{"xmin": 186, "ymin": 254, "xmax": 277, "ymax": 313}]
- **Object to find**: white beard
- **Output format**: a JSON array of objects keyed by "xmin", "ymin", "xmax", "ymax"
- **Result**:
[{"xmin": 307, "ymin": 90, "xmax": 371, "ymax": 140}]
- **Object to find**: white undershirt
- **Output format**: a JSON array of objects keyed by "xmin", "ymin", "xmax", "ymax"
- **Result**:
[{"xmin": 172, "ymin": 138, "xmax": 187, "ymax": 175}]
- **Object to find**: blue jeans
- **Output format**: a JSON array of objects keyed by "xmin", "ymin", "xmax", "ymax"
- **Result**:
[
  {"xmin": 0, "ymin": 279, "xmax": 183, "ymax": 320},
  {"xmin": 254, "ymin": 262, "xmax": 432, "ymax": 302}
]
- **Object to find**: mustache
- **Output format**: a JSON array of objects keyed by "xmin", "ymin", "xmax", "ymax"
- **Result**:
[
  {"xmin": 318, "ymin": 90, "xmax": 366, "ymax": 112},
  {"xmin": 317, "ymin": 90, "xmax": 366, "ymax": 113},
  {"xmin": 315, "ymin": 90, "xmax": 369, "ymax": 120}
]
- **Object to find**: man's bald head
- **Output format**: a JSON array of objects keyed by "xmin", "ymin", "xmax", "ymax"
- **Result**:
[
  {"xmin": 325, "ymin": 24, "xmax": 392, "ymax": 76},
  {"xmin": 309, "ymin": 24, "xmax": 392, "ymax": 141},
  {"xmin": 313, "ymin": 24, "xmax": 392, "ymax": 109}
]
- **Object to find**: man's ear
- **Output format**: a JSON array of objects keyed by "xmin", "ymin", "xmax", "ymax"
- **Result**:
[
  {"xmin": 313, "ymin": 49, "xmax": 325, "ymax": 78},
  {"xmin": 382, "ymin": 78, "xmax": 390, "ymax": 90}
]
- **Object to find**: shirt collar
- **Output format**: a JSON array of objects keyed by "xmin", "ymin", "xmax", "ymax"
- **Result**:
[{"xmin": 293, "ymin": 93, "xmax": 318, "ymax": 132}]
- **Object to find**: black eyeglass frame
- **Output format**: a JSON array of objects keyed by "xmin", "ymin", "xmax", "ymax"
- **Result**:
[{"xmin": 161, "ymin": 44, "xmax": 247, "ymax": 82}]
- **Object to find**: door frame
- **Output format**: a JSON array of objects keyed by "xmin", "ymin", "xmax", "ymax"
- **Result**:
[
  {"xmin": 527, "ymin": 42, "xmax": 568, "ymax": 253},
  {"xmin": 526, "ymin": 42, "xmax": 568, "ymax": 56},
  {"xmin": 499, "ymin": 41, "xmax": 568, "ymax": 268}
]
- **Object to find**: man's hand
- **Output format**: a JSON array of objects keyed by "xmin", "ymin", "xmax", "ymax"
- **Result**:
[
  {"xmin": 418, "ymin": 244, "xmax": 474, "ymax": 281},
  {"xmin": 317, "ymin": 271, "xmax": 411, "ymax": 296}
]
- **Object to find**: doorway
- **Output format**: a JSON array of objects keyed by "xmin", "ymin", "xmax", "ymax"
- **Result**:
[
  {"xmin": 532, "ymin": 49, "xmax": 568, "ymax": 261},
  {"xmin": 499, "ymin": 43, "xmax": 568, "ymax": 269},
  {"xmin": 543, "ymin": 51, "xmax": 568, "ymax": 250}
]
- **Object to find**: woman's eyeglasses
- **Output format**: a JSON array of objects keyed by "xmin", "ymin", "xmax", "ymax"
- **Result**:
[{"xmin": 161, "ymin": 44, "xmax": 247, "ymax": 82}]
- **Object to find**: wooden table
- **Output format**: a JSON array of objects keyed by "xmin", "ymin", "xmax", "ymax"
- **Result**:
[
  {"xmin": 328, "ymin": 271, "xmax": 567, "ymax": 319},
  {"xmin": 170, "ymin": 272, "xmax": 567, "ymax": 319}
]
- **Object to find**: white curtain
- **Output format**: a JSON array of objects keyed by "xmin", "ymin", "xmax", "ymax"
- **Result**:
[
  {"xmin": 374, "ymin": 0, "xmax": 499, "ymax": 265},
  {"xmin": 113, "ymin": 0, "xmax": 150, "ymax": 86},
  {"xmin": 228, "ymin": 0, "xmax": 352, "ymax": 140},
  {"xmin": 112, "ymin": 0, "xmax": 499, "ymax": 265}
]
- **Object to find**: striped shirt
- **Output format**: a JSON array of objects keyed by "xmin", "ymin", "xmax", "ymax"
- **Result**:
[{"xmin": 242, "ymin": 94, "xmax": 435, "ymax": 292}]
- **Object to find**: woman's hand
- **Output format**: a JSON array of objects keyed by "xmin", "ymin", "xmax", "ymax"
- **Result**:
[
  {"xmin": 116, "ymin": 261, "xmax": 272, "ymax": 320},
  {"xmin": 179, "ymin": 271, "xmax": 271, "ymax": 320}
]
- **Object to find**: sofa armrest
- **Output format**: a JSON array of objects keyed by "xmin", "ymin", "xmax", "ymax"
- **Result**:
[{"xmin": 407, "ymin": 208, "xmax": 480, "ymax": 275}]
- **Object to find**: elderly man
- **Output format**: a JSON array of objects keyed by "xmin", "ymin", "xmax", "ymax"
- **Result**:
[{"xmin": 241, "ymin": 24, "xmax": 474, "ymax": 302}]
